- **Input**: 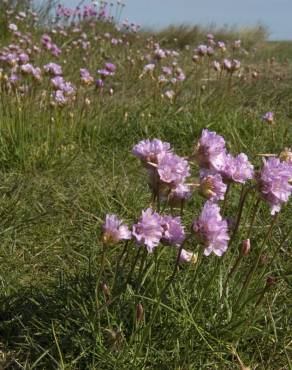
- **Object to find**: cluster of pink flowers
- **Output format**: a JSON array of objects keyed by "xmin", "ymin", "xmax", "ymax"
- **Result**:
[
  {"xmin": 44, "ymin": 67, "xmax": 76, "ymax": 106},
  {"xmin": 194, "ymin": 129, "xmax": 254, "ymax": 185},
  {"xmin": 102, "ymin": 209, "xmax": 194, "ymax": 260},
  {"xmin": 132, "ymin": 139, "xmax": 191, "ymax": 202},
  {"xmin": 41, "ymin": 34, "xmax": 61, "ymax": 57}
]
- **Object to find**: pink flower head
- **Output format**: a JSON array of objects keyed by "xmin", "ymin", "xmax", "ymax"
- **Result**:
[
  {"xmin": 179, "ymin": 249, "xmax": 198, "ymax": 263},
  {"xmin": 41, "ymin": 34, "xmax": 52, "ymax": 45},
  {"xmin": 218, "ymin": 41, "xmax": 226, "ymax": 51},
  {"xmin": 212, "ymin": 60, "xmax": 221, "ymax": 72},
  {"xmin": 51, "ymin": 90, "xmax": 68, "ymax": 106},
  {"xmin": 207, "ymin": 46, "xmax": 214, "ymax": 56},
  {"xmin": 162, "ymin": 66, "xmax": 172, "ymax": 75},
  {"xmin": 132, "ymin": 139, "xmax": 171, "ymax": 164},
  {"xmin": 80, "ymin": 68, "xmax": 94, "ymax": 85},
  {"xmin": 96, "ymin": 78, "xmax": 104, "ymax": 88},
  {"xmin": 51, "ymin": 76, "xmax": 65, "ymax": 90},
  {"xmin": 161, "ymin": 215, "xmax": 185, "ymax": 247},
  {"xmin": 262, "ymin": 111, "xmax": 274, "ymax": 123},
  {"xmin": 196, "ymin": 44, "xmax": 208, "ymax": 56},
  {"xmin": 199, "ymin": 172, "xmax": 227, "ymax": 201},
  {"xmin": 32, "ymin": 67, "xmax": 42, "ymax": 81},
  {"xmin": 157, "ymin": 152, "xmax": 190, "ymax": 186},
  {"xmin": 97, "ymin": 68, "xmax": 113, "ymax": 77},
  {"xmin": 132, "ymin": 208, "xmax": 163, "ymax": 253},
  {"xmin": 192, "ymin": 201, "xmax": 230, "ymax": 256},
  {"xmin": 18, "ymin": 53, "xmax": 29, "ymax": 64},
  {"xmin": 194, "ymin": 129, "xmax": 227, "ymax": 171},
  {"xmin": 223, "ymin": 58, "xmax": 232, "ymax": 71},
  {"xmin": 143, "ymin": 63, "xmax": 155, "ymax": 73},
  {"xmin": 170, "ymin": 183, "xmax": 192, "ymax": 201},
  {"xmin": 154, "ymin": 48, "xmax": 166, "ymax": 59},
  {"xmin": 20, "ymin": 63, "xmax": 34, "ymax": 74},
  {"xmin": 220, "ymin": 153, "xmax": 254, "ymax": 184},
  {"xmin": 8, "ymin": 23, "xmax": 18, "ymax": 32},
  {"xmin": 102, "ymin": 214, "xmax": 131, "ymax": 245},
  {"xmin": 257, "ymin": 157, "xmax": 292, "ymax": 215},
  {"xmin": 44, "ymin": 62, "xmax": 62, "ymax": 76},
  {"xmin": 105, "ymin": 63, "xmax": 116, "ymax": 73}
]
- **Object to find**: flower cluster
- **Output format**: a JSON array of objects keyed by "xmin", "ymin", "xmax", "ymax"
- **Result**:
[
  {"xmin": 257, "ymin": 157, "xmax": 292, "ymax": 215},
  {"xmin": 103, "ymin": 209, "xmax": 186, "ymax": 253},
  {"xmin": 133, "ymin": 139, "xmax": 190, "ymax": 201},
  {"xmin": 193, "ymin": 129, "xmax": 254, "ymax": 185}
]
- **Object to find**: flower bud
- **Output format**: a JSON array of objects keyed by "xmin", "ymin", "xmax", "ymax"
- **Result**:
[
  {"xmin": 101, "ymin": 282, "xmax": 110, "ymax": 299},
  {"xmin": 241, "ymin": 239, "xmax": 250, "ymax": 255},
  {"xmin": 279, "ymin": 148, "xmax": 292, "ymax": 163},
  {"xmin": 266, "ymin": 276, "xmax": 277, "ymax": 286},
  {"xmin": 192, "ymin": 55, "xmax": 200, "ymax": 63},
  {"xmin": 136, "ymin": 303, "xmax": 144, "ymax": 324}
]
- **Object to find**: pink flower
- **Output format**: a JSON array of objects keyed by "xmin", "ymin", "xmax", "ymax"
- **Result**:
[
  {"xmin": 161, "ymin": 215, "xmax": 185, "ymax": 247},
  {"xmin": 220, "ymin": 153, "xmax": 254, "ymax": 184},
  {"xmin": 257, "ymin": 157, "xmax": 292, "ymax": 215},
  {"xmin": 192, "ymin": 201, "xmax": 229, "ymax": 256},
  {"xmin": 199, "ymin": 172, "xmax": 227, "ymax": 201},
  {"xmin": 132, "ymin": 139, "xmax": 171, "ymax": 164},
  {"xmin": 157, "ymin": 152, "xmax": 190, "ymax": 186},
  {"xmin": 102, "ymin": 214, "xmax": 131, "ymax": 245},
  {"xmin": 194, "ymin": 129, "xmax": 227, "ymax": 171},
  {"xmin": 179, "ymin": 249, "xmax": 198, "ymax": 263},
  {"xmin": 132, "ymin": 208, "xmax": 163, "ymax": 253}
]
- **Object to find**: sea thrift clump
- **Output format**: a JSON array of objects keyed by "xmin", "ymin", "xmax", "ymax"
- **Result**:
[
  {"xmin": 193, "ymin": 129, "xmax": 226, "ymax": 171},
  {"xmin": 102, "ymin": 214, "xmax": 131, "ymax": 245},
  {"xmin": 192, "ymin": 201, "xmax": 230, "ymax": 256},
  {"xmin": 132, "ymin": 208, "xmax": 163, "ymax": 253},
  {"xmin": 257, "ymin": 157, "xmax": 292, "ymax": 215}
]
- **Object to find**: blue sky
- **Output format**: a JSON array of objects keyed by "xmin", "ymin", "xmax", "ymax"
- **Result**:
[{"xmin": 63, "ymin": 0, "xmax": 291, "ymax": 40}]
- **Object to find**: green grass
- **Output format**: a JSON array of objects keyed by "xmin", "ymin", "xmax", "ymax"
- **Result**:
[{"xmin": 0, "ymin": 10, "xmax": 292, "ymax": 369}]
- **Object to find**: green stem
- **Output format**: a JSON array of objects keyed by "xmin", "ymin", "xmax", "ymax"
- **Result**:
[
  {"xmin": 135, "ymin": 236, "xmax": 190, "ymax": 356},
  {"xmin": 235, "ymin": 214, "xmax": 279, "ymax": 308},
  {"xmin": 221, "ymin": 253, "xmax": 243, "ymax": 302},
  {"xmin": 246, "ymin": 197, "xmax": 261, "ymax": 240},
  {"xmin": 259, "ymin": 227, "xmax": 292, "ymax": 281}
]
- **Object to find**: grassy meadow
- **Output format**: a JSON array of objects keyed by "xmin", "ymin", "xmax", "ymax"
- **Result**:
[{"xmin": 0, "ymin": 1, "xmax": 291, "ymax": 369}]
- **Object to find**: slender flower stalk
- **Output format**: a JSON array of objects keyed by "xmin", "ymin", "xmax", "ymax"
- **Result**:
[{"xmin": 235, "ymin": 214, "xmax": 279, "ymax": 308}]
